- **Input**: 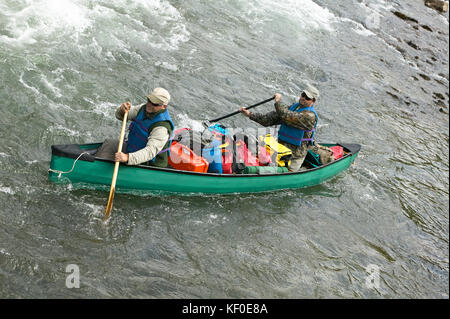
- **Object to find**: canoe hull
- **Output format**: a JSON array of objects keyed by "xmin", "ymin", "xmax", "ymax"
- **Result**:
[{"xmin": 49, "ymin": 143, "xmax": 360, "ymax": 195}]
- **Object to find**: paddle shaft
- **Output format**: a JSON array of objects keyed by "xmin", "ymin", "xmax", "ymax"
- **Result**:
[
  {"xmin": 104, "ymin": 109, "xmax": 129, "ymax": 220},
  {"xmin": 209, "ymin": 97, "xmax": 275, "ymax": 123}
]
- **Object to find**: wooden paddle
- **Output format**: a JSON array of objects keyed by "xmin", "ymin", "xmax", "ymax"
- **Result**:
[
  {"xmin": 103, "ymin": 107, "xmax": 129, "ymax": 221},
  {"xmin": 208, "ymin": 96, "xmax": 275, "ymax": 123}
]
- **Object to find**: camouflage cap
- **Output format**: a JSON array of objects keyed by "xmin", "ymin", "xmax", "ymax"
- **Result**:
[
  {"xmin": 147, "ymin": 87, "xmax": 170, "ymax": 105},
  {"xmin": 303, "ymin": 85, "xmax": 320, "ymax": 100}
]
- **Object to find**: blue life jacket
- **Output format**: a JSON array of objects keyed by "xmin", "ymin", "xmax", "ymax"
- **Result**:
[
  {"xmin": 126, "ymin": 107, "xmax": 175, "ymax": 163},
  {"xmin": 278, "ymin": 103, "xmax": 318, "ymax": 147}
]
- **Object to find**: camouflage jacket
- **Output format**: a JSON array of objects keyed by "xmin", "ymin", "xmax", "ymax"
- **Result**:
[{"xmin": 249, "ymin": 101, "xmax": 317, "ymax": 158}]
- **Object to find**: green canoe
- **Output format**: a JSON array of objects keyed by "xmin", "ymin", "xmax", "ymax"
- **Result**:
[{"xmin": 48, "ymin": 142, "xmax": 361, "ymax": 195}]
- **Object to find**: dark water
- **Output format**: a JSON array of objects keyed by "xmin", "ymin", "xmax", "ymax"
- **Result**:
[{"xmin": 0, "ymin": 0, "xmax": 448, "ymax": 298}]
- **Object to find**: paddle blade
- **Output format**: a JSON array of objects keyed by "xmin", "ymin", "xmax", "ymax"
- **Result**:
[{"xmin": 103, "ymin": 187, "xmax": 115, "ymax": 221}]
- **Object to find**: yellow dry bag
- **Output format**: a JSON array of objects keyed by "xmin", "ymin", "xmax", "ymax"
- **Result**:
[{"xmin": 260, "ymin": 134, "xmax": 292, "ymax": 167}]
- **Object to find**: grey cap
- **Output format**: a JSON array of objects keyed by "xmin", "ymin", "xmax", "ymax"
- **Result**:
[
  {"xmin": 303, "ymin": 85, "xmax": 320, "ymax": 100},
  {"xmin": 147, "ymin": 87, "xmax": 170, "ymax": 105}
]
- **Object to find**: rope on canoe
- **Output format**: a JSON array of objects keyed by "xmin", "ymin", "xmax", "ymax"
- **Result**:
[{"xmin": 48, "ymin": 152, "xmax": 91, "ymax": 179}]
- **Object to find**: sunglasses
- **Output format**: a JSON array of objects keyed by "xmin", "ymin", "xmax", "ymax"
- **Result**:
[
  {"xmin": 301, "ymin": 92, "xmax": 313, "ymax": 101},
  {"xmin": 147, "ymin": 98, "xmax": 163, "ymax": 106}
]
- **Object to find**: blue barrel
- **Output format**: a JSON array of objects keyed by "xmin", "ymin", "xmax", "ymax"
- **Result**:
[{"xmin": 202, "ymin": 139, "xmax": 223, "ymax": 174}]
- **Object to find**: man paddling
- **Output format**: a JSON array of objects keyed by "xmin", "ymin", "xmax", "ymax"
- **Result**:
[
  {"xmin": 239, "ymin": 85, "xmax": 334, "ymax": 171},
  {"xmin": 96, "ymin": 87, "xmax": 175, "ymax": 167}
]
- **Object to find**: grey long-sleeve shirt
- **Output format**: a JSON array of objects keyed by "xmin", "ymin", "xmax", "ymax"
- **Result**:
[{"xmin": 116, "ymin": 105, "xmax": 170, "ymax": 165}]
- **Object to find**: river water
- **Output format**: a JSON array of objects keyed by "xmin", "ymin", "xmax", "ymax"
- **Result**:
[{"xmin": 0, "ymin": 0, "xmax": 448, "ymax": 299}]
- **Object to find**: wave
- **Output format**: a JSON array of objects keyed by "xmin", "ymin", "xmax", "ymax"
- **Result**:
[
  {"xmin": 0, "ymin": 0, "xmax": 91, "ymax": 45},
  {"xmin": 0, "ymin": 0, "xmax": 190, "ymax": 51},
  {"xmin": 240, "ymin": 0, "xmax": 337, "ymax": 33}
]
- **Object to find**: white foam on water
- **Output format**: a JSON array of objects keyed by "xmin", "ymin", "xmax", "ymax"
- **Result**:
[
  {"xmin": 243, "ymin": 0, "xmax": 337, "ymax": 32},
  {"xmin": 365, "ymin": 168, "xmax": 379, "ymax": 180},
  {"xmin": 340, "ymin": 17, "xmax": 376, "ymax": 37},
  {"xmin": 359, "ymin": 0, "xmax": 395, "ymax": 14},
  {"xmin": 86, "ymin": 100, "xmax": 117, "ymax": 118},
  {"xmin": 175, "ymin": 113, "xmax": 206, "ymax": 132},
  {"xmin": 155, "ymin": 61, "xmax": 179, "ymax": 72},
  {"xmin": 0, "ymin": 248, "xmax": 11, "ymax": 256},
  {"xmin": 1, "ymin": 0, "xmax": 190, "ymax": 52},
  {"xmin": 19, "ymin": 72, "xmax": 40, "ymax": 96},
  {"xmin": 0, "ymin": 0, "xmax": 91, "ymax": 46},
  {"xmin": 0, "ymin": 152, "xmax": 10, "ymax": 158},
  {"xmin": 354, "ymin": 27, "xmax": 376, "ymax": 37},
  {"xmin": 0, "ymin": 186, "xmax": 15, "ymax": 195},
  {"xmin": 434, "ymin": 73, "xmax": 449, "ymax": 83},
  {"xmin": 83, "ymin": 203, "xmax": 105, "ymax": 218},
  {"xmin": 89, "ymin": 0, "xmax": 190, "ymax": 52},
  {"xmin": 40, "ymin": 74, "xmax": 63, "ymax": 98}
]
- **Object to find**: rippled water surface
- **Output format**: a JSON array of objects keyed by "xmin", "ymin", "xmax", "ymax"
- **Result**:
[{"xmin": 0, "ymin": 0, "xmax": 448, "ymax": 298}]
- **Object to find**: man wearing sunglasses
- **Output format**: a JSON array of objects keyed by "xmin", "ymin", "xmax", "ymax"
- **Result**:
[
  {"xmin": 95, "ymin": 87, "xmax": 175, "ymax": 168},
  {"xmin": 240, "ymin": 84, "xmax": 332, "ymax": 171}
]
